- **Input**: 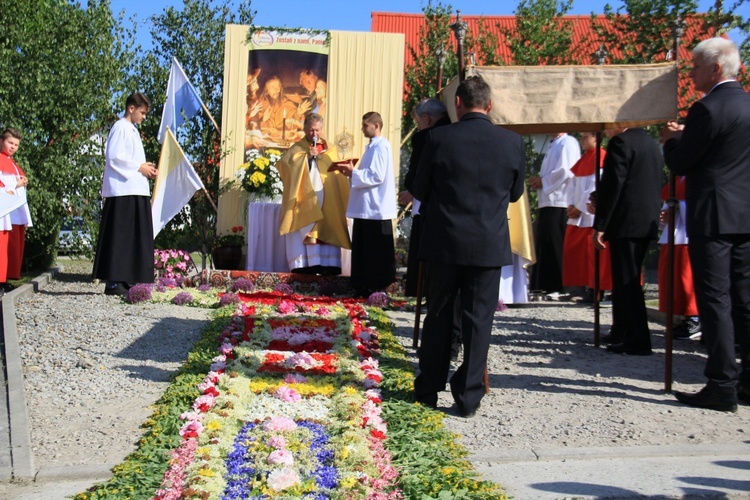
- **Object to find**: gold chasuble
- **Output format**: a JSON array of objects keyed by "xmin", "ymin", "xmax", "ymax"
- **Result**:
[{"xmin": 276, "ymin": 139, "xmax": 351, "ymax": 249}]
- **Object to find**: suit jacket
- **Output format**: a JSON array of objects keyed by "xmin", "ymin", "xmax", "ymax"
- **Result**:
[
  {"xmin": 412, "ymin": 112, "xmax": 525, "ymax": 267},
  {"xmin": 404, "ymin": 116, "xmax": 451, "ymax": 192},
  {"xmin": 593, "ymin": 128, "xmax": 662, "ymax": 240},
  {"xmin": 663, "ymin": 81, "xmax": 750, "ymax": 237}
]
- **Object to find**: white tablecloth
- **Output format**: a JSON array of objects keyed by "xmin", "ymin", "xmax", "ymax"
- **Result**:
[
  {"xmin": 245, "ymin": 202, "xmax": 289, "ymax": 272},
  {"xmin": 245, "ymin": 202, "xmax": 351, "ymax": 275}
]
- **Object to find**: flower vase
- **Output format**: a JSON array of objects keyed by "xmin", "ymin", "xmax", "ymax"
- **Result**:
[
  {"xmin": 248, "ymin": 192, "xmax": 276, "ymax": 203},
  {"xmin": 212, "ymin": 245, "xmax": 243, "ymax": 270}
]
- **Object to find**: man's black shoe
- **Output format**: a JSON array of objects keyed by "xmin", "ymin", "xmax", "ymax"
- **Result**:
[
  {"xmin": 0, "ymin": 282, "xmax": 16, "ymax": 292},
  {"xmin": 104, "ymin": 283, "xmax": 128, "ymax": 297},
  {"xmin": 413, "ymin": 393, "xmax": 437, "ymax": 409},
  {"xmin": 450, "ymin": 342, "xmax": 461, "ymax": 361},
  {"xmin": 673, "ymin": 317, "xmax": 701, "ymax": 340},
  {"xmin": 600, "ymin": 333, "xmax": 623, "ymax": 344},
  {"xmin": 458, "ymin": 402, "xmax": 480, "ymax": 418},
  {"xmin": 606, "ymin": 343, "xmax": 653, "ymax": 356},
  {"xmin": 738, "ymin": 386, "xmax": 750, "ymax": 405},
  {"xmin": 674, "ymin": 386, "xmax": 738, "ymax": 412}
]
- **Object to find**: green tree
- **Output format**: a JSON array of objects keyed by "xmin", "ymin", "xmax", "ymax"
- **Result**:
[
  {"xmin": 471, "ymin": 18, "xmax": 504, "ymax": 66},
  {"xmin": 0, "ymin": 0, "xmax": 135, "ymax": 270},
  {"xmin": 504, "ymin": 0, "xmax": 576, "ymax": 65},
  {"xmin": 402, "ymin": 2, "xmax": 504, "ymax": 128},
  {"xmin": 134, "ymin": 0, "xmax": 255, "ymax": 268},
  {"xmin": 403, "ymin": 1, "xmax": 457, "ymax": 122},
  {"xmin": 594, "ymin": 0, "xmax": 699, "ymax": 64},
  {"xmin": 702, "ymin": 0, "xmax": 750, "ymax": 81},
  {"xmin": 591, "ymin": 0, "xmax": 746, "ymax": 114},
  {"xmin": 401, "ymin": 1, "xmax": 577, "ymax": 212},
  {"xmin": 499, "ymin": 0, "xmax": 577, "ymax": 213}
]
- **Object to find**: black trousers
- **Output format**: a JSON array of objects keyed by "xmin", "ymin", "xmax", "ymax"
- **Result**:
[
  {"xmin": 93, "ymin": 195, "xmax": 154, "ymax": 284},
  {"xmin": 609, "ymin": 237, "xmax": 652, "ymax": 351},
  {"xmin": 414, "ymin": 262, "xmax": 501, "ymax": 413},
  {"xmin": 530, "ymin": 207, "xmax": 567, "ymax": 293},
  {"xmin": 350, "ymin": 218, "xmax": 395, "ymax": 293},
  {"xmin": 689, "ymin": 234, "xmax": 750, "ymax": 390}
]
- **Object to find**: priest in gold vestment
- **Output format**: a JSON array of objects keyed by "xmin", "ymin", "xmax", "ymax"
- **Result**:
[{"xmin": 276, "ymin": 113, "xmax": 350, "ymax": 274}]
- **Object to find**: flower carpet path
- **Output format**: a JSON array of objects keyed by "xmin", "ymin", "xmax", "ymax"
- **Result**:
[
  {"xmin": 74, "ymin": 290, "xmax": 502, "ymax": 499},
  {"xmin": 151, "ymin": 292, "xmax": 399, "ymax": 499}
]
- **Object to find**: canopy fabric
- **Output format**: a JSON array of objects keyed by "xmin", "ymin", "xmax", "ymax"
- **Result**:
[{"xmin": 443, "ymin": 63, "xmax": 679, "ymax": 134}]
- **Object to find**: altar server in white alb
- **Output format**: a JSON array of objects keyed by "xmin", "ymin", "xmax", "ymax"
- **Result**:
[
  {"xmin": 331, "ymin": 111, "xmax": 398, "ymax": 296},
  {"xmin": 93, "ymin": 92, "xmax": 159, "ymax": 296},
  {"xmin": 529, "ymin": 132, "xmax": 580, "ymax": 297}
]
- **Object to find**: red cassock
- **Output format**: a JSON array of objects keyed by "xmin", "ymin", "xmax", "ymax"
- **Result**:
[
  {"xmin": 562, "ymin": 148, "xmax": 613, "ymax": 290},
  {"xmin": 0, "ymin": 152, "xmax": 26, "ymax": 280},
  {"xmin": 657, "ymin": 177, "xmax": 698, "ymax": 316},
  {"xmin": 0, "ymin": 176, "xmax": 9, "ymax": 282}
]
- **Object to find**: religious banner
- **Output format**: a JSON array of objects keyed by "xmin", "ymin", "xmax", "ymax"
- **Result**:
[{"xmin": 245, "ymin": 30, "xmax": 329, "ymax": 157}]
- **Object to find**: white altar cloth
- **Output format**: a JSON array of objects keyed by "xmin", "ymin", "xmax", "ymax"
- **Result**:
[
  {"xmin": 245, "ymin": 202, "xmax": 351, "ymax": 275},
  {"xmin": 499, "ymin": 254, "xmax": 529, "ymax": 304},
  {"xmin": 245, "ymin": 202, "xmax": 289, "ymax": 272}
]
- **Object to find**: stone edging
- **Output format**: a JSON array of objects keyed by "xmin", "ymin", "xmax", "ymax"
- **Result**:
[{"xmin": 1, "ymin": 270, "xmax": 58, "ymax": 483}]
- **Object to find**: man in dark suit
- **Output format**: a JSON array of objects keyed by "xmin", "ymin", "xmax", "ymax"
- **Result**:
[
  {"xmin": 662, "ymin": 37, "xmax": 750, "ymax": 412},
  {"xmin": 592, "ymin": 128, "xmax": 663, "ymax": 356},
  {"xmin": 398, "ymin": 98, "xmax": 451, "ymax": 296},
  {"xmin": 411, "ymin": 76, "xmax": 525, "ymax": 417}
]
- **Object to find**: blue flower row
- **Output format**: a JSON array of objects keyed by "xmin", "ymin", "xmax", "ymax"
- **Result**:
[{"xmin": 222, "ymin": 420, "xmax": 338, "ymax": 499}]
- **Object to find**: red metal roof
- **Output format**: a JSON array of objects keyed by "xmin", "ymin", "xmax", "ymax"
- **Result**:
[
  {"xmin": 372, "ymin": 11, "xmax": 719, "ymax": 110},
  {"xmin": 372, "ymin": 11, "xmax": 709, "ymax": 66}
]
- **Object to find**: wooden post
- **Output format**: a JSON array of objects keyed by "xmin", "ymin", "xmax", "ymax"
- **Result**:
[
  {"xmin": 592, "ymin": 45, "xmax": 608, "ymax": 348},
  {"xmin": 436, "ymin": 47, "xmax": 446, "ymax": 92},
  {"xmin": 665, "ymin": 14, "xmax": 686, "ymax": 393},
  {"xmin": 594, "ymin": 131, "xmax": 603, "ymax": 347},
  {"xmin": 413, "ymin": 263, "xmax": 424, "ymax": 348},
  {"xmin": 451, "ymin": 11, "xmax": 468, "ymax": 81}
]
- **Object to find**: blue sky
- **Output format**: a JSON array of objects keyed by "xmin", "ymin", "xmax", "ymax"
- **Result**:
[{"xmin": 111, "ymin": 0, "xmax": 747, "ymax": 48}]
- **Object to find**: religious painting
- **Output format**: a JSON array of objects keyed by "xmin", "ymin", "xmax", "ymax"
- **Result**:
[{"xmin": 245, "ymin": 31, "xmax": 329, "ymax": 157}]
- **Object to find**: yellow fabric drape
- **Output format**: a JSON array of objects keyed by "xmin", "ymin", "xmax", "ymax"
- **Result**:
[{"xmin": 508, "ymin": 188, "xmax": 536, "ymax": 265}]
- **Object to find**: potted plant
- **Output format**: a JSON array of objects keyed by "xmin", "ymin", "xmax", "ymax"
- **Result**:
[{"xmin": 212, "ymin": 226, "xmax": 245, "ymax": 270}]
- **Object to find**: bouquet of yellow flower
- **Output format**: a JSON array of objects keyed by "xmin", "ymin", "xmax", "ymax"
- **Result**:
[{"xmin": 237, "ymin": 148, "xmax": 283, "ymax": 199}]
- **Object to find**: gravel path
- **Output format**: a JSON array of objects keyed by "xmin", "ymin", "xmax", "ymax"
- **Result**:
[
  {"xmin": 10, "ymin": 261, "xmax": 750, "ymax": 473},
  {"xmin": 14, "ymin": 261, "xmax": 211, "ymax": 468},
  {"xmin": 389, "ymin": 305, "xmax": 749, "ymax": 453}
]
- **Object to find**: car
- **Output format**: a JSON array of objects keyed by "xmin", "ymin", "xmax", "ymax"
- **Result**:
[{"xmin": 58, "ymin": 216, "xmax": 93, "ymax": 254}]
